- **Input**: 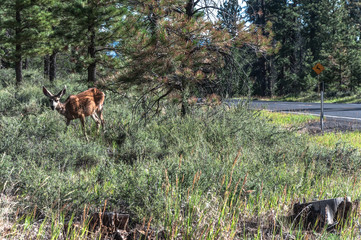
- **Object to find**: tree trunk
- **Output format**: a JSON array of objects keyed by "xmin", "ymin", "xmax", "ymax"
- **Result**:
[
  {"xmin": 87, "ymin": 26, "xmax": 96, "ymax": 83},
  {"xmin": 254, "ymin": 57, "xmax": 267, "ymax": 96},
  {"xmin": 15, "ymin": 55, "xmax": 22, "ymax": 85},
  {"xmin": 88, "ymin": 62, "xmax": 96, "ymax": 83},
  {"xmin": 181, "ymin": 78, "xmax": 190, "ymax": 117},
  {"xmin": 185, "ymin": 0, "xmax": 195, "ymax": 17},
  {"xmin": 15, "ymin": 8, "xmax": 22, "ymax": 85},
  {"xmin": 269, "ymin": 57, "xmax": 276, "ymax": 97},
  {"xmin": 49, "ymin": 52, "xmax": 57, "ymax": 82},
  {"xmin": 44, "ymin": 55, "xmax": 50, "ymax": 78}
]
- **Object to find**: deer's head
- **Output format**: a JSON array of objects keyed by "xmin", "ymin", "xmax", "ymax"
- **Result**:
[{"xmin": 43, "ymin": 86, "xmax": 66, "ymax": 110}]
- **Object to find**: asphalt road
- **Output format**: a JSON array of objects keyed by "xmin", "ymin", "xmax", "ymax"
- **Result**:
[
  {"xmin": 226, "ymin": 100, "xmax": 361, "ymax": 131},
  {"xmin": 249, "ymin": 100, "xmax": 361, "ymax": 121}
]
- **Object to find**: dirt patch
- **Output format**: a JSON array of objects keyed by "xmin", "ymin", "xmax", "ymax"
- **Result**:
[{"xmin": 301, "ymin": 118, "xmax": 361, "ymax": 134}]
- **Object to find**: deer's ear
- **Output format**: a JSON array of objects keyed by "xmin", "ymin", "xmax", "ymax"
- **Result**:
[
  {"xmin": 43, "ymin": 86, "xmax": 53, "ymax": 97},
  {"xmin": 57, "ymin": 87, "xmax": 66, "ymax": 98}
]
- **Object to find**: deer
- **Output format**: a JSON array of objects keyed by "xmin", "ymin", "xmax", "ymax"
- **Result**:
[{"xmin": 42, "ymin": 86, "xmax": 105, "ymax": 141}]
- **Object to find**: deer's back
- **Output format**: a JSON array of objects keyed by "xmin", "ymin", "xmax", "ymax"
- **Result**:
[{"xmin": 64, "ymin": 88, "xmax": 105, "ymax": 120}]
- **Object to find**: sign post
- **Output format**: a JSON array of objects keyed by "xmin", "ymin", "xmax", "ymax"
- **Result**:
[
  {"xmin": 312, "ymin": 63, "xmax": 325, "ymax": 132},
  {"xmin": 320, "ymin": 80, "xmax": 324, "ymax": 131}
]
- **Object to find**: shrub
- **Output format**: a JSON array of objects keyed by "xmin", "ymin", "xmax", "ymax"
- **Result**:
[{"xmin": 1, "ymin": 69, "xmax": 361, "ymax": 238}]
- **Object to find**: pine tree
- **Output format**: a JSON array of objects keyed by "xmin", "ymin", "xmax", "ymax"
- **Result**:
[
  {"xmin": 218, "ymin": 0, "xmax": 242, "ymax": 36},
  {"xmin": 299, "ymin": 0, "xmax": 361, "ymax": 91},
  {"xmin": 244, "ymin": 0, "xmax": 277, "ymax": 96},
  {"xmin": 244, "ymin": 0, "xmax": 325, "ymax": 95},
  {"xmin": 64, "ymin": 0, "xmax": 126, "ymax": 83},
  {"xmin": 44, "ymin": 1, "xmax": 72, "ymax": 82},
  {"xmin": 346, "ymin": 0, "xmax": 361, "ymax": 89},
  {"xmin": 320, "ymin": 0, "xmax": 361, "ymax": 90},
  {"xmin": 118, "ymin": 0, "xmax": 273, "ymax": 115},
  {"xmin": 217, "ymin": 0, "xmax": 256, "ymax": 97},
  {"xmin": 272, "ymin": 0, "xmax": 310, "ymax": 95},
  {"xmin": 0, "ymin": 0, "xmax": 54, "ymax": 85}
]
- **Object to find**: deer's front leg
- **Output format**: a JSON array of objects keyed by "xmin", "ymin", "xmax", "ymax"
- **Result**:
[
  {"xmin": 96, "ymin": 109, "xmax": 105, "ymax": 130},
  {"xmin": 91, "ymin": 113, "xmax": 101, "ymax": 133},
  {"xmin": 79, "ymin": 115, "xmax": 89, "ymax": 141},
  {"xmin": 65, "ymin": 119, "xmax": 71, "ymax": 132}
]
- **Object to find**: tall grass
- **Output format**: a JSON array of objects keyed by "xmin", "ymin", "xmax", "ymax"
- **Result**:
[{"xmin": 1, "ymin": 69, "xmax": 361, "ymax": 239}]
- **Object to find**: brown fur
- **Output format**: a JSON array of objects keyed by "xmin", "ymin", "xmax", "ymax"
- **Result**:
[
  {"xmin": 62, "ymin": 88, "xmax": 104, "ymax": 120},
  {"xmin": 43, "ymin": 86, "xmax": 105, "ymax": 141}
]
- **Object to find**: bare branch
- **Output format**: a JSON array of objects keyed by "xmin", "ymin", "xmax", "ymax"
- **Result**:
[{"xmin": 194, "ymin": 5, "xmax": 223, "ymax": 15}]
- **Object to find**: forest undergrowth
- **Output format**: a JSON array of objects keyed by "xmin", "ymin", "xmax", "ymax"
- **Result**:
[{"xmin": 1, "ymin": 69, "xmax": 361, "ymax": 239}]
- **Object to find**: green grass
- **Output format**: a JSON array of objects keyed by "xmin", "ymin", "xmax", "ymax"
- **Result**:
[
  {"xmin": 260, "ymin": 110, "xmax": 319, "ymax": 127},
  {"xmin": 311, "ymin": 131, "xmax": 361, "ymax": 149},
  {"xmin": 260, "ymin": 110, "xmax": 361, "ymax": 150},
  {"xmin": 1, "ymin": 69, "xmax": 361, "ymax": 239},
  {"xmin": 262, "ymin": 110, "xmax": 361, "ymax": 150}
]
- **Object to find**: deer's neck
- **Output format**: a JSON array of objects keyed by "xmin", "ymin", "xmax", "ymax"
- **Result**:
[{"xmin": 56, "ymin": 102, "xmax": 66, "ymax": 116}]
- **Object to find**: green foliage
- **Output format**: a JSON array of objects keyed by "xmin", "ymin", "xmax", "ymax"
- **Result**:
[
  {"xmin": 0, "ymin": 0, "xmax": 55, "ymax": 84},
  {"xmin": 2, "ymin": 70, "xmax": 361, "ymax": 240},
  {"xmin": 1, "ymin": 0, "xmax": 361, "ymax": 96},
  {"xmin": 0, "ymin": 0, "xmax": 361, "ymax": 236},
  {"xmin": 0, "ymin": 0, "xmax": 55, "ymax": 58},
  {"xmin": 242, "ymin": 0, "xmax": 361, "ymax": 96},
  {"xmin": 61, "ymin": 0, "xmax": 126, "ymax": 82},
  {"xmin": 117, "ymin": 0, "xmax": 273, "ymax": 115}
]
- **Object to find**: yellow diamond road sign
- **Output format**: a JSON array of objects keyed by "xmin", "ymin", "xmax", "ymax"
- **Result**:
[{"xmin": 313, "ymin": 63, "xmax": 325, "ymax": 75}]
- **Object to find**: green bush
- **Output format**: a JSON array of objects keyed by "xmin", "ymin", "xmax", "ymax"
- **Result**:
[{"xmin": 1, "ymin": 69, "xmax": 361, "ymax": 238}]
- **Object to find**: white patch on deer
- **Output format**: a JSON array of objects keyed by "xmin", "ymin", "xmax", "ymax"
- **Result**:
[{"xmin": 51, "ymin": 100, "xmax": 59, "ymax": 110}]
